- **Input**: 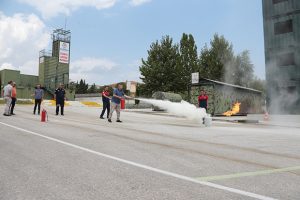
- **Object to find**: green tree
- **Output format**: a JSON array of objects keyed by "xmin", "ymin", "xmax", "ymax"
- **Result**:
[
  {"xmin": 139, "ymin": 35, "xmax": 182, "ymax": 95},
  {"xmin": 87, "ymin": 83, "xmax": 96, "ymax": 93},
  {"xmin": 231, "ymin": 50, "xmax": 254, "ymax": 87},
  {"xmin": 179, "ymin": 33, "xmax": 199, "ymax": 90},
  {"xmin": 199, "ymin": 34, "xmax": 234, "ymax": 81},
  {"xmin": 249, "ymin": 77, "xmax": 266, "ymax": 93},
  {"xmin": 75, "ymin": 79, "xmax": 88, "ymax": 94}
]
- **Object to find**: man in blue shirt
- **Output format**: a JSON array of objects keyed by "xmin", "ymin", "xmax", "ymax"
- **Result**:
[
  {"xmin": 33, "ymin": 84, "xmax": 44, "ymax": 115},
  {"xmin": 108, "ymin": 83, "xmax": 132, "ymax": 123}
]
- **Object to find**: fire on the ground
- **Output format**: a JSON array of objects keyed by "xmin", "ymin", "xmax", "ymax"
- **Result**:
[{"xmin": 223, "ymin": 102, "xmax": 241, "ymax": 116}]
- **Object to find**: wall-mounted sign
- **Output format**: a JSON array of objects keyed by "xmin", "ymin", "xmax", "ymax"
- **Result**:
[
  {"xmin": 191, "ymin": 72, "xmax": 199, "ymax": 84},
  {"xmin": 59, "ymin": 42, "xmax": 70, "ymax": 64}
]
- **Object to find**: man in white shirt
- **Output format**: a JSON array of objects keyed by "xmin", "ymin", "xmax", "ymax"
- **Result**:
[{"xmin": 2, "ymin": 81, "xmax": 13, "ymax": 116}]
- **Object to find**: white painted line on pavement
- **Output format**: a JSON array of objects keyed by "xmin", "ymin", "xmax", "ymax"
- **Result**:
[
  {"xmin": 0, "ymin": 121, "xmax": 277, "ymax": 200},
  {"xmin": 197, "ymin": 166, "xmax": 300, "ymax": 181}
]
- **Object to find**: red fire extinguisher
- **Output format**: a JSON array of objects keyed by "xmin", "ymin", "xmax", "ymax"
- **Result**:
[
  {"xmin": 41, "ymin": 109, "xmax": 47, "ymax": 122},
  {"xmin": 121, "ymin": 98, "xmax": 125, "ymax": 109}
]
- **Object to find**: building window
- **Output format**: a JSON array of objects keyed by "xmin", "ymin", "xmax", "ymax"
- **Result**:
[
  {"xmin": 272, "ymin": 0, "xmax": 288, "ymax": 4},
  {"xmin": 277, "ymin": 53, "xmax": 295, "ymax": 66},
  {"xmin": 274, "ymin": 20, "xmax": 293, "ymax": 35}
]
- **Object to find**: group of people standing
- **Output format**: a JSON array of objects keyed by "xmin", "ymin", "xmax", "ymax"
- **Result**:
[
  {"xmin": 2, "ymin": 81, "xmax": 16, "ymax": 116},
  {"xmin": 2, "ymin": 81, "xmax": 66, "ymax": 117},
  {"xmin": 2, "ymin": 81, "xmax": 128, "ymax": 122}
]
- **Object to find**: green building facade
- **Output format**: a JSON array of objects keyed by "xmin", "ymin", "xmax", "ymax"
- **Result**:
[
  {"xmin": 0, "ymin": 69, "xmax": 38, "ymax": 99},
  {"xmin": 39, "ymin": 29, "xmax": 74, "ymax": 100},
  {"xmin": 1, "ymin": 29, "xmax": 75, "ymax": 100},
  {"xmin": 262, "ymin": 0, "xmax": 300, "ymax": 114}
]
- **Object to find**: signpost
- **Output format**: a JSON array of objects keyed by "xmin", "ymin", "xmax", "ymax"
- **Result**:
[{"xmin": 192, "ymin": 72, "xmax": 199, "ymax": 84}]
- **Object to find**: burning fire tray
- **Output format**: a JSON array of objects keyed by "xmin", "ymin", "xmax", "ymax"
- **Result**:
[{"xmin": 214, "ymin": 113, "xmax": 248, "ymax": 117}]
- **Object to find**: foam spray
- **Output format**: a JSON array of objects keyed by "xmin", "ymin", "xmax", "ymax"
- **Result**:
[{"xmin": 138, "ymin": 98, "xmax": 208, "ymax": 123}]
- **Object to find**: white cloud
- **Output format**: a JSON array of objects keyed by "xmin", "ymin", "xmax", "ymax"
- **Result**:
[
  {"xmin": 129, "ymin": 0, "xmax": 151, "ymax": 6},
  {"xmin": 0, "ymin": 63, "xmax": 17, "ymax": 70},
  {"xmin": 70, "ymin": 57, "xmax": 118, "ymax": 84},
  {"xmin": 19, "ymin": 0, "xmax": 117, "ymax": 19},
  {"xmin": 0, "ymin": 12, "xmax": 50, "ymax": 75}
]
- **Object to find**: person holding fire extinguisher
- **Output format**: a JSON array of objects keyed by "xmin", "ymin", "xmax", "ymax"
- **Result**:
[
  {"xmin": 108, "ymin": 83, "xmax": 132, "ymax": 123},
  {"xmin": 54, "ymin": 83, "xmax": 66, "ymax": 116},
  {"xmin": 100, "ymin": 86, "xmax": 111, "ymax": 119}
]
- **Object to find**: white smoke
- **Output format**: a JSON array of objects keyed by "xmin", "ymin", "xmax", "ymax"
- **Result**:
[{"xmin": 138, "ymin": 99, "xmax": 207, "ymax": 123}]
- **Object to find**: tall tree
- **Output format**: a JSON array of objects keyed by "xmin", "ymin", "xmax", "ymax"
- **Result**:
[
  {"xmin": 139, "ymin": 35, "xmax": 182, "ymax": 95},
  {"xmin": 179, "ymin": 33, "xmax": 199, "ymax": 90},
  {"xmin": 75, "ymin": 79, "xmax": 88, "ymax": 94},
  {"xmin": 199, "ymin": 34, "xmax": 234, "ymax": 81},
  {"xmin": 87, "ymin": 83, "xmax": 96, "ymax": 93},
  {"xmin": 233, "ymin": 50, "xmax": 254, "ymax": 87},
  {"xmin": 249, "ymin": 77, "xmax": 266, "ymax": 93}
]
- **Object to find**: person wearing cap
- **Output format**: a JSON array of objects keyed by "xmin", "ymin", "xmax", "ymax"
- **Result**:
[
  {"xmin": 10, "ymin": 82, "xmax": 17, "ymax": 115},
  {"xmin": 54, "ymin": 83, "xmax": 66, "ymax": 116},
  {"xmin": 2, "ymin": 81, "xmax": 13, "ymax": 116},
  {"xmin": 100, "ymin": 86, "xmax": 111, "ymax": 119}
]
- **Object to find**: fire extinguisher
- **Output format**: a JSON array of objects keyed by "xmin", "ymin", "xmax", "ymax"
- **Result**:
[
  {"xmin": 121, "ymin": 98, "xmax": 125, "ymax": 109},
  {"xmin": 41, "ymin": 109, "xmax": 47, "ymax": 122}
]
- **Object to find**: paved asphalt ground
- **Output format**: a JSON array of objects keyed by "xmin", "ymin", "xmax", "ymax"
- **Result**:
[{"xmin": 0, "ymin": 105, "xmax": 299, "ymax": 200}]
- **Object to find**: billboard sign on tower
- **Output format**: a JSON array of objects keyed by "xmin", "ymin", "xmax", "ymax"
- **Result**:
[{"xmin": 59, "ymin": 41, "xmax": 70, "ymax": 64}]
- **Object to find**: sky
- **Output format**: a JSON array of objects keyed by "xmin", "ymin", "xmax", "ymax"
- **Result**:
[{"xmin": 0, "ymin": 0, "xmax": 266, "ymax": 85}]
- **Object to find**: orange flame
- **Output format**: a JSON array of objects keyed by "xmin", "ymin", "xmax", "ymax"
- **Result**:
[{"xmin": 223, "ymin": 102, "xmax": 241, "ymax": 116}]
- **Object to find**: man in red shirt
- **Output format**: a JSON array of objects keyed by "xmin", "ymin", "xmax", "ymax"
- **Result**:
[
  {"xmin": 100, "ymin": 86, "xmax": 111, "ymax": 119},
  {"xmin": 198, "ymin": 90, "xmax": 208, "ymax": 111},
  {"xmin": 10, "ymin": 82, "xmax": 17, "ymax": 115}
]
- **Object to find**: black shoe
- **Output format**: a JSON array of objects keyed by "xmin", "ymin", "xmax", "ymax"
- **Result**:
[
  {"xmin": 116, "ymin": 120, "xmax": 122, "ymax": 123},
  {"xmin": 56, "ymin": 113, "xmax": 58, "ymax": 116},
  {"xmin": 61, "ymin": 114, "xmax": 64, "ymax": 116},
  {"xmin": 11, "ymin": 113, "xmax": 15, "ymax": 115},
  {"xmin": 108, "ymin": 119, "xmax": 112, "ymax": 123},
  {"xmin": 3, "ymin": 114, "xmax": 11, "ymax": 116},
  {"xmin": 100, "ymin": 116, "xmax": 104, "ymax": 119}
]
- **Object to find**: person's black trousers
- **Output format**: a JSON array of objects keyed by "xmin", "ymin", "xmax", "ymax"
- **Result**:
[
  {"xmin": 100, "ymin": 101, "xmax": 110, "ymax": 118},
  {"xmin": 34, "ymin": 99, "xmax": 42, "ymax": 114},
  {"xmin": 10, "ymin": 97, "xmax": 16, "ymax": 114},
  {"xmin": 56, "ymin": 100, "xmax": 64, "ymax": 115}
]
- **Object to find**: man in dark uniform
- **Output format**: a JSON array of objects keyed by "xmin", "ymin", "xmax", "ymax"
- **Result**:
[{"xmin": 54, "ymin": 83, "xmax": 66, "ymax": 115}]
